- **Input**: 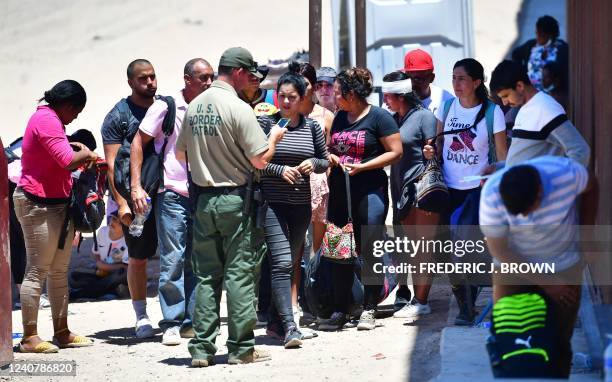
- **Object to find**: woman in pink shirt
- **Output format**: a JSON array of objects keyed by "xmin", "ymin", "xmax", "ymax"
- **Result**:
[{"xmin": 13, "ymin": 80, "xmax": 97, "ymax": 353}]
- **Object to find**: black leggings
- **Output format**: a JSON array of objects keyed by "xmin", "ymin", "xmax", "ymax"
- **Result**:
[{"xmin": 264, "ymin": 203, "xmax": 311, "ymax": 330}]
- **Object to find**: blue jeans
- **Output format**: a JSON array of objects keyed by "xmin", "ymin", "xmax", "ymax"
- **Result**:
[{"xmin": 155, "ymin": 190, "xmax": 195, "ymax": 331}]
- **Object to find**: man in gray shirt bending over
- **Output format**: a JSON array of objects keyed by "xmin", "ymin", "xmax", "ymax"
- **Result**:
[{"xmin": 490, "ymin": 60, "xmax": 590, "ymax": 167}]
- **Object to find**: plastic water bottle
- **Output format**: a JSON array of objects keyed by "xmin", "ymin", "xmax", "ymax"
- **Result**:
[
  {"xmin": 605, "ymin": 334, "xmax": 612, "ymax": 382},
  {"xmin": 129, "ymin": 196, "xmax": 151, "ymax": 237}
]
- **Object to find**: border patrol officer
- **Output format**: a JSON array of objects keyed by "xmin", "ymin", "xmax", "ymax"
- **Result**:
[{"xmin": 176, "ymin": 47, "xmax": 286, "ymax": 367}]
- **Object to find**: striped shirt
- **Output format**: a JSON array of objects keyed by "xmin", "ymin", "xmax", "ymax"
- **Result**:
[
  {"xmin": 257, "ymin": 114, "xmax": 329, "ymax": 204},
  {"xmin": 480, "ymin": 156, "xmax": 588, "ymax": 270}
]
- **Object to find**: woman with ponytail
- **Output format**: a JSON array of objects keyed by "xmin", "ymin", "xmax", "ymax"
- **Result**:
[
  {"xmin": 382, "ymin": 70, "xmax": 438, "ymax": 318},
  {"xmin": 13, "ymin": 80, "xmax": 97, "ymax": 353},
  {"xmin": 287, "ymin": 62, "xmax": 334, "ymax": 323},
  {"xmin": 423, "ymin": 58, "xmax": 507, "ymax": 325}
]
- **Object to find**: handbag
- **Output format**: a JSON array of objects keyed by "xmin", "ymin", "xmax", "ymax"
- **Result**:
[
  {"xmin": 321, "ymin": 169, "xmax": 357, "ymax": 260},
  {"xmin": 413, "ymin": 157, "xmax": 449, "ymax": 213}
]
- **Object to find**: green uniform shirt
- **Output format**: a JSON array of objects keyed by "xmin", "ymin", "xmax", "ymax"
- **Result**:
[{"xmin": 176, "ymin": 80, "xmax": 269, "ymax": 187}]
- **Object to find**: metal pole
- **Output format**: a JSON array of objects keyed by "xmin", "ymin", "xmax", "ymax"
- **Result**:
[
  {"xmin": 355, "ymin": 0, "xmax": 366, "ymax": 68},
  {"xmin": 309, "ymin": 0, "xmax": 322, "ymax": 68},
  {"xmin": 0, "ymin": 138, "xmax": 13, "ymax": 366}
]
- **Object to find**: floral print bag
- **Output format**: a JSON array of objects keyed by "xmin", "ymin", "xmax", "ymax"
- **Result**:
[{"xmin": 321, "ymin": 169, "xmax": 357, "ymax": 260}]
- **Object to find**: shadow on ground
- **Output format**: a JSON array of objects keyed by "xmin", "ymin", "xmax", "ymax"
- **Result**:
[
  {"xmin": 404, "ymin": 285, "xmax": 451, "ymax": 382},
  {"xmin": 91, "ymin": 326, "xmax": 162, "ymax": 346},
  {"xmin": 159, "ymin": 354, "xmax": 231, "ymax": 367}
]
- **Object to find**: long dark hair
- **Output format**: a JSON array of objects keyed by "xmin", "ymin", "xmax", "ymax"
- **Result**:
[
  {"xmin": 39, "ymin": 80, "xmax": 87, "ymax": 110},
  {"xmin": 336, "ymin": 67, "xmax": 373, "ymax": 101},
  {"xmin": 454, "ymin": 58, "xmax": 489, "ymax": 128}
]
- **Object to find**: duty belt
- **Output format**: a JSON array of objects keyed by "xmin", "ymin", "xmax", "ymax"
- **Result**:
[{"xmin": 194, "ymin": 184, "xmax": 246, "ymax": 197}]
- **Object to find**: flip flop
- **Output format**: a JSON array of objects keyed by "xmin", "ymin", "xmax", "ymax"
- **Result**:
[
  {"xmin": 19, "ymin": 341, "xmax": 59, "ymax": 354},
  {"xmin": 53, "ymin": 335, "xmax": 94, "ymax": 349}
]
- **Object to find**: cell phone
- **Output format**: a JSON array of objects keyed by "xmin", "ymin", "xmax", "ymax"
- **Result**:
[{"xmin": 276, "ymin": 118, "xmax": 290, "ymax": 129}]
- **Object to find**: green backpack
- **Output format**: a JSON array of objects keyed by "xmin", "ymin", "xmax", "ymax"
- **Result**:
[{"xmin": 486, "ymin": 293, "xmax": 557, "ymax": 378}]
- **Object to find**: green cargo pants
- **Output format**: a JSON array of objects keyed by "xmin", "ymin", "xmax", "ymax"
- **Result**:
[{"xmin": 188, "ymin": 192, "xmax": 265, "ymax": 361}]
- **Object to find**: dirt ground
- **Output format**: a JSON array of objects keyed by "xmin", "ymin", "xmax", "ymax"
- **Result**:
[{"xmin": 7, "ymin": 283, "xmax": 450, "ymax": 382}]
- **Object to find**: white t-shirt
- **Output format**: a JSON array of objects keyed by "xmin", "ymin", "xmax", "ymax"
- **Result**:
[
  {"xmin": 422, "ymin": 85, "xmax": 454, "ymax": 115},
  {"xmin": 92, "ymin": 226, "xmax": 129, "ymax": 264},
  {"xmin": 513, "ymin": 91, "xmax": 565, "ymax": 134},
  {"xmin": 507, "ymin": 91, "xmax": 590, "ymax": 166},
  {"xmin": 435, "ymin": 99, "xmax": 505, "ymax": 189}
]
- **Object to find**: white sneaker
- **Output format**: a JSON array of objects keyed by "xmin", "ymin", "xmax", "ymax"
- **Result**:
[
  {"xmin": 39, "ymin": 294, "xmax": 51, "ymax": 309},
  {"xmin": 162, "ymin": 326, "xmax": 181, "ymax": 346},
  {"xmin": 135, "ymin": 317, "xmax": 154, "ymax": 338},
  {"xmin": 357, "ymin": 309, "xmax": 376, "ymax": 331},
  {"xmin": 300, "ymin": 327, "xmax": 318, "ymax": 340},
  {"xmin": 393, "ymin": 298, "xmax": 432, "ymax": 318}
]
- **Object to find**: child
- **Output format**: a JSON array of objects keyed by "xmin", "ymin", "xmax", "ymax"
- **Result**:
[{"xmin": 69, "ymin": 212, "xmax": 129, "ymax": 299}]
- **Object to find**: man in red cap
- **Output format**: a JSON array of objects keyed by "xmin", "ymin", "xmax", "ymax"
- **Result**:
[{"xmin": 403, "ymin": 49, "xmax": 453, "ymax": 114}]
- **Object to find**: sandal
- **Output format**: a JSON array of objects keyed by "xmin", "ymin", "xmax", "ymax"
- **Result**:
[
  {"xmin": 53, "ymin": 335, "xmax": 94, "ymax": 349},
  {"xmin": 19, "ymin": 341, "xmax": 59, "ymax": 354}
]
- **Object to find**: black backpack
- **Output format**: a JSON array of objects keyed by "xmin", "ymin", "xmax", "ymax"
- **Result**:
[
  {"xmin": 303, "ymin": 248, "xmax": 399, "ymax": 319},
  {"xmin": 304, "ymin": 250, "xmax": 364, "ymax": 319},
  {"xmin": 57, "ymin": 131, "xmax": 108, "ymax": 251},
  {"xmin": 67, "ymin": 161, "xmax": 108, "ymax": 251},
  {"xmin": 113, "ymin": 96, "xmax": 175, "ymax": 202}
]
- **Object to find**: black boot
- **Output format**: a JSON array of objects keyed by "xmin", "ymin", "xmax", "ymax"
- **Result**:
[{"xmin": 452, "ymin": 285, "xmax": 476, "ymax": 326}]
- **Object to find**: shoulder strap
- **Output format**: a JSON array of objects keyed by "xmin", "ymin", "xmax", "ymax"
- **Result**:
[
  {"xmin": 344, "ymin": 169, "xmax": 352, "ymax": 223},
  {"xmin": 117, "ymin": 99, "xmax": 131, "ymax": 131},
  {"xmin": 159, "ymin": 96, "xmax": 176, "ymax": 137},
  {"xmin": 116, "ymin": 100, "xmax": 132, "ymax": 146},
  {"xmin": 442, "ymin": 98, "xmax": 454, "ymax": 126},
  {"xmin": 484, "ymin": 100, "xmax": 497, "ymax": 164}
]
